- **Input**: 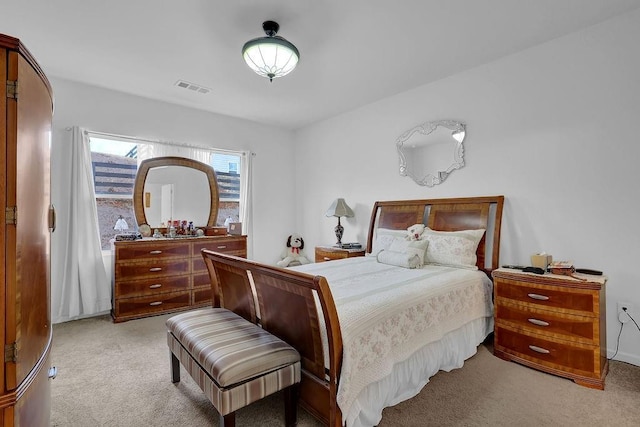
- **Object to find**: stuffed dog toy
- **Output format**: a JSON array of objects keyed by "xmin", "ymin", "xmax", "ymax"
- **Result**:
[
  {"xmin": 406, "ymin": 223, "xmax": 426, "ymax": 241},
  {"xmin": 277, "ymin": 233, "xmax": 311, "ymax": 267}
]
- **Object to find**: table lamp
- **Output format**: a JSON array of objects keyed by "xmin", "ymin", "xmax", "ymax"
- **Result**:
[
  {"xmin": 325, "ymin": 198, "xmax": 354, "ymax": 246},
  {"xmin": 114, "ymin": 215, "xmax": 129, "ymax": 234}
]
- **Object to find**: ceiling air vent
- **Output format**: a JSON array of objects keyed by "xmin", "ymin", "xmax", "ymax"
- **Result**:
[{"xmin": 174, "ymin": 80, "xmax": 211, "ymax": 94}]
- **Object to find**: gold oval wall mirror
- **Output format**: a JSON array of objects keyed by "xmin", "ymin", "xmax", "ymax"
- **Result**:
[
  {"xmin": 133, "ymin": 156, "xmax": 219, "ymax": 229},
  {"xmin": 396, "ymin": 119, "xmax": 466, "ymax": 187}
]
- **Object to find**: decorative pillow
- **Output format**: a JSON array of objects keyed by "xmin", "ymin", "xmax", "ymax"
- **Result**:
[
  {"xmin": 370, "ymin": 228, "xmax": 408, "ymax": 256},
  {"xmin": 387, "ymin": 238, "xmax": 429, "ymax": 266},
  {"xmin": 376, "ymin": 250, "xmax": 421, "ymax": 269},
  {"xmin": 422, "ymin": 227, "xmax": 485, "ymax": 269}
]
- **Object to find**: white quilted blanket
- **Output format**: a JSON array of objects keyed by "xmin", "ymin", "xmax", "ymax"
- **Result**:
[{"xmin": 293, "ymin": 256, "xmax": 493, "ymax": 425}]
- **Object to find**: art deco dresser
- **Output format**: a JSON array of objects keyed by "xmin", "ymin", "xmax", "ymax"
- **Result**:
[
  {"xmin": 0, "ymin": 34, "xmax": 55, "ymax": 425},
  {"xmin": 112, "ymin": 235, "xmax": 246, "ymax": 322},
  {"xmin": 492, "ymin": 268, "xmax": 607, "ymax": 389}
]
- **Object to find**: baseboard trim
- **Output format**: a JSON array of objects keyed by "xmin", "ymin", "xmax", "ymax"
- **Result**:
[{"xmin": 608, "ymin": 349, "xmax": 640, "ymax": 367}]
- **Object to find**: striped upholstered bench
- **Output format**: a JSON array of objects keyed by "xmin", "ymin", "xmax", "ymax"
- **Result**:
[{"xmin": 167, "ymin": 308, "xmax": 301, "ymax": 427}]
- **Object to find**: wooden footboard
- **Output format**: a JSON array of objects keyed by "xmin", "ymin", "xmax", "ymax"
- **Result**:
[{"xmin": 202, "ymin": 250, "xmax": 344, "ymax": 427}]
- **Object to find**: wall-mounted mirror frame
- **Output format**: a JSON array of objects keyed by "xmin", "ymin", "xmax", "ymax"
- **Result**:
[
  {"xmin": 397, "ymin": 119, "xmax": 466, "ymax": 187},
  {"xmin": 133, "ymin": 156, "xmax": 219, "ymax": 228}
]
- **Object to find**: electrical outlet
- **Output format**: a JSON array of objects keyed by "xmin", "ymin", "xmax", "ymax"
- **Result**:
[{"xmin": 618, "ymin": 302, "xmax": 632, "ymax": 324}]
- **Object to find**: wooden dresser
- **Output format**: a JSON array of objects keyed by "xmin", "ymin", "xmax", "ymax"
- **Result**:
[
  {"xmin": 1, "ymin": 34, "xmax": 54, "ymax": 426},
  {"xmin": 112, "ymin": 235, "xmax": 246, "ymax": 322},
  {"xmin": 492, "ymin": 268, "xmax": 607, "ymax": 389}
]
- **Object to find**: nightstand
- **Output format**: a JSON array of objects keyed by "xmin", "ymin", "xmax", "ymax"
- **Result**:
[
  {"xmin": 315, "ymin": 246, "xmax": 365, "ymax": 263},
  {"xmin": 492, "ymin": 268, "xmax": 608, "ymax": 389}
]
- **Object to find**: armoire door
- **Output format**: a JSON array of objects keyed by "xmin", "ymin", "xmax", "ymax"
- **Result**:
[{"xmin": 2, "ymin": 35, "xmax": 53, "ymax": 426}]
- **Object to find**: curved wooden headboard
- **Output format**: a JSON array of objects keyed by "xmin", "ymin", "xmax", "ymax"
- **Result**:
[{"xmin": 366, "ymin": 196, "xmax": 504, "ymax": 274}]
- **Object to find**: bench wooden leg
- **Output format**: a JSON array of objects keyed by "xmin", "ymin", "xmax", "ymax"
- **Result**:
[
  {"xmin": 170, "ymin": 352, "xmax": 180, "ymax": 383},
  {"xmin": 220, "ymin": 412, "xmax": 235, "ymax": 427},
  {"xmin": 284, "ymin": 384, "xmax": 299, "ymax": 427}
]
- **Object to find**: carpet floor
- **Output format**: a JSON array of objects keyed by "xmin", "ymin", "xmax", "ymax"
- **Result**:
[{"xmin": 51, "ymin": 313, "xmax": 640, "ymax": 426}]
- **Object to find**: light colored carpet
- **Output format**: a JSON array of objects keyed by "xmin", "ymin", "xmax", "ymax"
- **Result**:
[{"xmin": 51, "ymin": 313, "xmax": 640, "ymax": 426}]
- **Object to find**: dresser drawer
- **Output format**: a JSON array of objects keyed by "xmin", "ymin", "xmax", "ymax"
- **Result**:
[
  {"xmin": 495, "ymin": 300, "xmax": 599, "ymax": 345},
  {"xmin": 114, "ymin": 275, "xmax": 190, "ymax": 298},
  {"xmin": 316, "ymin": 248, "xmax": 348, "ymax": 262},
  {"xmin": 114, "ymin": 259, "xmax": 190, "ymax": 280},
  {"xmin": 114, "ymin": 242, "xmax": 190, "ymax": 260},
  {"xmin": 193, "ymin": 237, "xmax": 246, "ymax": 255},
  {"xmin": 495, "ymin": 325, "xmax": 601, "ymax": 379},
  {"xmin": 494, "ymin": 278, "xmax": 598, "ymax": 316},
  {"xmin": 114, "ymin": 291, "xmax": 191, "ymax": 320}
]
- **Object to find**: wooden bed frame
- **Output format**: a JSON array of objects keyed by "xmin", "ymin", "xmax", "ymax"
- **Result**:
[{"xmin": 202, "ymin": 196, "xmax": 504, "ymax": 426}]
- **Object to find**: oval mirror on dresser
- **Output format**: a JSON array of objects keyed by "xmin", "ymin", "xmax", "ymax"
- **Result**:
[
  {"xmin": 133, "ymin": 156, "xmax": 219, "ymax": 228},
  {"xmin": 115, "ymin": 155, "xmax": 246, "ymax": 323}
]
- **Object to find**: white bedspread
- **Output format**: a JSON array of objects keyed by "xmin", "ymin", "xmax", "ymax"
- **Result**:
[{"xmin": 292, "ymin": 256, "xmax": 493, "ymax": 426}]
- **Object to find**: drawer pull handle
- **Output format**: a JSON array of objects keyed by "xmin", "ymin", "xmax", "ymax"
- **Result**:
[
  {"xmin": 527, "ymin": 293, "xmax": 550, "ymax": 301},
  {"xmin": 528, "ymin": 345, "xmax": 550, "ymax": 354},
  {"xmin": 217, "ymin": 245, "xmax": 227, "ymax": 249},
  {"xmin": 323, "ymin": 257, "xmax": 331, "ymax": 261},
  {"xmin": 149, "ymin": 267, "xmax": 162, "ymax": 272},
  {"xmin": 528, "ymin": 318, "xmax": 550, "ymax": 327},
  {"xmin": 149, "ymin": 301, "xmax": 163, "ymax": 306},
  {"xmin": 149, "ymin": 284, "xmax": 162, "ymax": 289},
  {"xmin": 149, "ymin": 250, "xmax": 163, "ymax": 255}
]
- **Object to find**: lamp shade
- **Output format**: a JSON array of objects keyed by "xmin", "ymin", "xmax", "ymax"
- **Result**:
[
  {"xmin": 114, "ymin": 216, "xmax": 128, "ymax": 232},
  {"xmin": 325, "ymin": 198, "xmax": 354, "ymax": 218},
  {"xmin": 242, "ymin": 21, "xmax": 299, "ymax": 82}
]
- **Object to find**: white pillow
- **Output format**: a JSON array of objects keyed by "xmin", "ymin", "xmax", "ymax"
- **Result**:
[
  {"xmin": 422, "ymin": 227, "xmax": 485, "ymax": 269},
  {"xmin": 376, "ymin": 250, "xmax": 421, "ymax": 269},
  {"xmin": 388, "ymin": 238, "xmax": 429, "ymax": 266},
  {"xmin": 370, "ymin": 228, "xmax": 407, "ymax": 256}
]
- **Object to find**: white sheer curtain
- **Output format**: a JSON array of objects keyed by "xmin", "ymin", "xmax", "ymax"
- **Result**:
[
  {"xmin": 239, "ymin": 151, "xmax": 253, "ymax": 258},
  {"xmin": 54, "ymin": 127, "xmax": 111, "ymax": 322}
]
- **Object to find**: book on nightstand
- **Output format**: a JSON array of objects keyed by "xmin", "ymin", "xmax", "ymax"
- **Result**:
[{"xmin": 337, "ymin": 242, "xmax": 362, "ymax": 249}]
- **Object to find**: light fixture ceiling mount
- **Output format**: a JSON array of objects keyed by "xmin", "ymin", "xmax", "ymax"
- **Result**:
[{"xmin": 242, "ymin": 20, "xmax": 300, "ymax": 82}]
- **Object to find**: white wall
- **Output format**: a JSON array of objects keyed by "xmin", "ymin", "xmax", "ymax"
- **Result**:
[
  {"xmin": 50, "ymin": 79, "xmax": 296, "ymax": 322},
  {"xmin": 294, "ymin": 11, "xmax": 640, "ymax": 365}
]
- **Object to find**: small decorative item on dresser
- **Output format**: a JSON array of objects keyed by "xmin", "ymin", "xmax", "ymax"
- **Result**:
[
  {"xmin": 315, "ymin": 245, "xmax": 365, "ymax": 263},
  {"xmin": 228, "ymin": 222, "xmax": 243, "ymax": 235},
  {"xmin": 138, "ymin": 223, "xmax": 152, "ymax": 237},
  {"xmin": 492, "ymin": 267, "xmax": 608, "ymax": 390},
  {"xmin": 530, "ymin": 253, "xmax": 552, "ymax": 269}
]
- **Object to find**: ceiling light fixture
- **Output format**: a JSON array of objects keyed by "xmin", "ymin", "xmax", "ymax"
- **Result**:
[{"xmin": 242, "ymin": 21, "xmax": 300, "ymax": 82}]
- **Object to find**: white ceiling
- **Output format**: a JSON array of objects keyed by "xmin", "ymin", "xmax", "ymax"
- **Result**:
[{"xmin": 2, "ymin": 0, "xmax": 639, "ymax": 130}]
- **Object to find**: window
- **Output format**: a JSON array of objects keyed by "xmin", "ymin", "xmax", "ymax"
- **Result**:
[
  {"xmin": 89, "ymin": 135, "xmax": 244, "ymax": 249},
  {"xmin": 90, "ymin": 137, "xmax": 138, "ymax": 250}
]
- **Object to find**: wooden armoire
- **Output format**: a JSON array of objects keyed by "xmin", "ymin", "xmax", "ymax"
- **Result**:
[{"xmin": 0, "ymin": 34, "xmax": 54, "ymax": 426}]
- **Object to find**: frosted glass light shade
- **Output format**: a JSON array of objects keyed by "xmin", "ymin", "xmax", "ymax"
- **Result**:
[{"xmin": 242, "ymin": 21, "xmax": 299, "ymax": 82}]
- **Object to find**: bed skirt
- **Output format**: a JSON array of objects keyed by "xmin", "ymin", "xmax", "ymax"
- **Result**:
[{"xmin": 346, "ymin": 316, "xmax": 493, "ymax": 427}]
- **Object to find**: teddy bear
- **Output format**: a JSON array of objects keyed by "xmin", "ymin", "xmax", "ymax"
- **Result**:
[
  {"xmin": 406, "ymin": 223, "xmax": 426, "ymax": 241},
  {"xmin": 277, "ymin": 233, "xmax": 311, "ymax": 267}
]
